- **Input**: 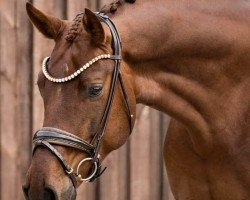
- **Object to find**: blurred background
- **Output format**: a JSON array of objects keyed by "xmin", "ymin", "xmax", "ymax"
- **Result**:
[{"xmin": 0, "ymin": 0, "xmax": 174, "ymax": 199}]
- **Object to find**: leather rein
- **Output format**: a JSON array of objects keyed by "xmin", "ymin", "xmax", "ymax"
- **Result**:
[{"xmin": 32, "ymin": 12, "xmax": 133, "ymax": 188}]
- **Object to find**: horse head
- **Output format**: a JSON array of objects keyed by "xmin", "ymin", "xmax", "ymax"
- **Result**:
[{"xmin": 23, "ymin": 3, "xmax": 136, "ymax": 200}]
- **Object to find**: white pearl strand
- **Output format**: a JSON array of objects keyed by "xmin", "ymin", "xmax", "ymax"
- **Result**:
[{"xmin": 42, "ymin": 54, "xmax": 111, "ymax": 83}]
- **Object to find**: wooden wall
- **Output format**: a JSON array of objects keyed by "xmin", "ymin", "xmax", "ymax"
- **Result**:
[{"xmin": 0, "ymin": 0, "xmax": 174, "ymax": 199}]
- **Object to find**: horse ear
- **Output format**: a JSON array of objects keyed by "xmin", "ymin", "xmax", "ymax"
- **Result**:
[
  {"xmin": 83, "ymin": 8, "xmax": 105, "ymax": 45},
  {"xmin": 26, "ymin": 2, "xmax": 63, "ymax": 39}
]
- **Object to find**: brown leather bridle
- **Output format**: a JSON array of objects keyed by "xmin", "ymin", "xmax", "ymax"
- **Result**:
[{"xmin": 32, "ymin": 12, "xmax": 133, "ymax": 187}]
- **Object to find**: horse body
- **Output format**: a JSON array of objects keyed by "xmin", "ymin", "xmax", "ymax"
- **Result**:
[
  {"xmin": 111, "ymin": 0, "xmax": 250, "ymax": 199},
  {"xmin": 24, "ymin": 0, "xmax": 250, "ymax": 199}
]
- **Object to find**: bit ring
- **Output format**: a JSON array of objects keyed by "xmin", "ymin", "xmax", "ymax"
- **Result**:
[{"xmin": 76, "ymin": 158, "xmax": 98, "ymax": 182}]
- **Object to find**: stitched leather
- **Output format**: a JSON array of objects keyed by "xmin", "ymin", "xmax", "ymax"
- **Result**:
[
  {"xmin": 34, "ymin": 129, "xmax": 95, "ymax": 154},
  {"xmin": 34, "ymin": 140, "xmax": 78, "ymax": 187}
]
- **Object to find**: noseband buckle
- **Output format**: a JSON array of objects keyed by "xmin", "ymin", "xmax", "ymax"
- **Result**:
[{"xmin": 66, "ymin": 168, "xmax": 74, "ymax": 175}]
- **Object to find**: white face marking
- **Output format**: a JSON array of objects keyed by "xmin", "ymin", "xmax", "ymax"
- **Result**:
[{"xmin": 65, "ymin": 64, "xmax": 69, "ymax": 72}]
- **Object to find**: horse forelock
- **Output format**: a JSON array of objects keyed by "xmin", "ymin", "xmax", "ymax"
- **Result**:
[{"xmin": 65, "ymin": 13, "xmax": 84, "ymax": 42}]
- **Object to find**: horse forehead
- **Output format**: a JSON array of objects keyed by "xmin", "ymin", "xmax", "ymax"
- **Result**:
[{"xmin": 47, "ymin": 62, "xmax": 74, "ymax": 79}]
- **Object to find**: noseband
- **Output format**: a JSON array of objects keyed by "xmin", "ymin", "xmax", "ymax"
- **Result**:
[{"xmin": 32, "ymin": 13, "xmax": 133, "ymax": 187}]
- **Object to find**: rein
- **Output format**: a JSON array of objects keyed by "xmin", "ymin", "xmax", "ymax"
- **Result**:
[{"xmin": 32, "ymin": 12, "xmax": 133, "ymax": 187}]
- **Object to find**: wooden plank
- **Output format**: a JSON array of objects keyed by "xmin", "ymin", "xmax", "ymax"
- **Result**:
[
  {"xmin": 15, "ymin": 0, "xmax": 33, "ymax": 199},
  {"xmin": 162, "ymin": 168, "xmax": 175, "ymax": 200},
  {"xmin": 160, "ymin": 113, "xmax": 175, "ymax": 200},
  {"xmin": 149, "ymin": 109, "xmax": 163, "ymax": 200},
  {"xmin": 99, "ymin": 0, "xmax": 111, "ymax": 10},
  {"xmin": 87, "ymin": 0, "xmax": 98, "ymax": 11},
  {"xmin": 0, "ymin": 1, "xmax": 17, "ymax": 198},
  {"xmin": 76, "ymin": 182, "xmax": 97, "ymax": 200},
  {"xmin": 0, "ymin": 0, "xmax": 32, "ymax": 199},
  {"xmin": 129, "ymin": 106, "xmax": 151, "ymax": 200},
  {"xmin": 67, "ymin": 0, "xmax": 88, "ymax": 20},
  {"xmin": 67, "ymin": 0, "xmax": 98, "ymax": 20},
  {"xmin": 99, "ymin": 144, "xmax": 129, "ymax": 200},
  {"xmin": 129, "ymin": 106, "xmax": 169, "ymax": 200}
]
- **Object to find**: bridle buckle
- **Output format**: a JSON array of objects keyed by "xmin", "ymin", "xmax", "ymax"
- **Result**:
[{"xmin": 66, "ymin": 168, "xmax": 74, "ymax": 175}]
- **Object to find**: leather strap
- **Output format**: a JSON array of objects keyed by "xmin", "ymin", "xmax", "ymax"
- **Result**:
[
  {"xmin": 33, "ymin": 140, "xmax": 78, "ymax": 187},
  {"xmin": 91, "ymin": 12, "xmax": 133, "ymax": 162},
  {"xmin": 33, "ymin": 128, "xmax": 95, "ymax": 155},
  {"xmin": 118, "ymin": 73, "xmax": 133, "ymax": 132}
]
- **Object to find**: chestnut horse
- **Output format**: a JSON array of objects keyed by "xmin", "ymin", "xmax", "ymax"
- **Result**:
[{"xmin": 23, "ymin": 0, "xmax": 250, "ymax": 199}]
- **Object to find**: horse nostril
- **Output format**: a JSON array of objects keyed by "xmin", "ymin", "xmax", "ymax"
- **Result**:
[
  {"xmin": 22, "ymin": 184, "xmax": 57, "ymax": 200},
  {"xmin": 44, "ymin": 187, "xmax": 56, "ymax": 200},
  {"xmin": 22, "ymin": 185, "xmax": 30, "ymax": 199}
]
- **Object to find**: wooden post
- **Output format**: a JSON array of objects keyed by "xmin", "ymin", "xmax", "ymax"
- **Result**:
[
  {"xmin": 129, "ymin": 107, "xmax": 172, "ymax": 200},
  {"xmin": 0, "ymin": 0, "xmax": 32, "ymax": 199},
  {"xmin": 99, "ymin": 144, "xmax": 130, "ymax": 200},
  {"xmin": 160, "ymin": 113, "xmax": 175, "ymax": 200}
]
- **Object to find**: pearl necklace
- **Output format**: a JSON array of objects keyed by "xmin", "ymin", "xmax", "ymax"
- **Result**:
[{"xmin": 42, "ymin": 54, "xmax": 111, "ymax": 83}]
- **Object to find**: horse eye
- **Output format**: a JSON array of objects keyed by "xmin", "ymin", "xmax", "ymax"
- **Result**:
[{"xmin": 88, "ymin": 85, "xmax": 103, "ymax": 97}]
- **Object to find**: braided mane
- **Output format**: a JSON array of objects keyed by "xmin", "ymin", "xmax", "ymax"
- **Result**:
[
  {"xmin": 100, "ymin": 0, "xmax": 136, "ymax": 15},
  {"xmin": 65, "ymin": 0, "xmax": 136, "ymax": 42},
  {"xmin": 65, "ymin": 13, "xmax": 84, "ymax": 42}
]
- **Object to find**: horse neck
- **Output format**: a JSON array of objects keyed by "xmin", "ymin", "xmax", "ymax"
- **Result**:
[{"xmin": 111, "ymin": 0, "xmax": 250, "ymax": 154}]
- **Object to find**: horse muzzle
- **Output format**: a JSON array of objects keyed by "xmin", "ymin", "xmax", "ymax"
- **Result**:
[{"xmin": 22, "ymin": 148, "xmax": 77, "ymax": 200}]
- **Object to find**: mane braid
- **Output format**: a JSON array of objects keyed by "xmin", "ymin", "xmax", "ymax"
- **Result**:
[
  {"xmin": 66, "ymin": 0, "xmax": 136, "ymax": 40},
  {"xmin": 100, "ymin": 0, "xmax": 136, "ymax": 14},
  {"xmin": 65, "ymin": 13, "xmax": 85, "ymax": 42}
]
